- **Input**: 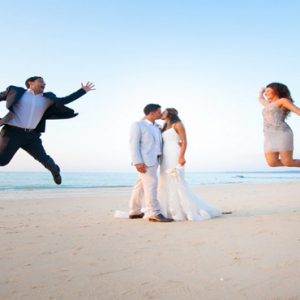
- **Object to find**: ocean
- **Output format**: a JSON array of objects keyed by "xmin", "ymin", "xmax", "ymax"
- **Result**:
[{"xmin": 0, "ymin": 171, "xmax": 300, "ymax": 191}]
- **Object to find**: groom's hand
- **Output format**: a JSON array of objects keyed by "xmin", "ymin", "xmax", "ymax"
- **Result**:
[{"xmin": 135, "ymin": 163, "xmax": 147, "ymax": 173}]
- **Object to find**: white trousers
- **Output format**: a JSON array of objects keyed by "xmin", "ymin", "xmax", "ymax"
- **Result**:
[{"xmin": 129, "ymin": 164, "xmax": 161, "ymax": 216}]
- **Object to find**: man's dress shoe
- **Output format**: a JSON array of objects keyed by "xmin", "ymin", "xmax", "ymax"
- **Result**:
[
  {"xmin": 129, "ymin": 213, "xmax": 145, "ymax": 219},
  {"xmin": 53, "ymin": 174, "xmax": 62, "ymax": 185},
  {"xmin": 149, "ymin": 213, "xmax": 174, "ymax": 222},
  {"xmin": 51, "ymin": 166, "xmax": 62, "ymax": 185}
]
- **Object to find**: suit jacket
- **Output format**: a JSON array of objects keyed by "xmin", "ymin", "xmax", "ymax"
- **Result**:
[
  {"xmin": 130, "ymin": 120, "xmax": 162, "ymax": 167},
  {"xmin": 0, "ymin": 86, "xmax": 86, "ymax": 132}
]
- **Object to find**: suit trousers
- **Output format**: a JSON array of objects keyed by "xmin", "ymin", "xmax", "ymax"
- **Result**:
[
  {"xmin": 0, "ymin": 125, "xmax": 59, "ymax": 174},
  {"xmin": 129, "ymin": 163, "xmax": 161, "ymax": 216}
]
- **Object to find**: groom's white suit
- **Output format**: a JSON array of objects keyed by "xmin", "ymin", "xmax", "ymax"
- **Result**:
[{"xmin": 129, "ymin": 119, "xmax": 162, "ymax": 216}]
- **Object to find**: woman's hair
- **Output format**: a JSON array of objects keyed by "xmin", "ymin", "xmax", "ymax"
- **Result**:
[
  {"xmin": 162, "ymin": 108, "xmax": 181, "ymax": 131},
  {"xmin": 266, "ymin": 82, "xmax": 294, "ymax": 118}
]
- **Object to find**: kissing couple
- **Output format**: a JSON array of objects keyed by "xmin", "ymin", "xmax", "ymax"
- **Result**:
[{"xmin": 128, "ymin": 104, "xmax": 222, "ymax": 222}]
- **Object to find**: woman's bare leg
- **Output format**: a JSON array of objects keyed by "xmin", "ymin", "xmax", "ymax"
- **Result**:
[
  {"xmin": 264, "ymin": 152, "xmax": 284, "ymax": 167},
  {"xmin": 279, "ymin": 151, "xmax": 300, "ymax": 167}
]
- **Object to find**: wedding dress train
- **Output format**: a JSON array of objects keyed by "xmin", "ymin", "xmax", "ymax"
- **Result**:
[{"xmin": 158, "ymin": 127, "xmax": 221, "ymax": 221}]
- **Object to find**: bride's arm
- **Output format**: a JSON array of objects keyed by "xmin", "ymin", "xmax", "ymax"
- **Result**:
[{"xmin": 174, "ymin": 122, "xmax": 187, "ymax": 166}]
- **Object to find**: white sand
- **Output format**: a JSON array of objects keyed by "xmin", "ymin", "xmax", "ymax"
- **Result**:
[{"xmin": 1, "ymin": 182, "xmax": 300, "ymax": 300}]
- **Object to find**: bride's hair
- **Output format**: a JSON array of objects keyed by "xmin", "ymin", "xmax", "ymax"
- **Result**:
[{"xmin": 162, "ymin": 108, "xmax": 181, "ymax": 131}]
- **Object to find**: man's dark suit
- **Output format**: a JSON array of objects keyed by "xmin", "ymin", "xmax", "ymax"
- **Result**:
[
  {"xmin": 0, "ymin": 85, "xmax": 87, "ymax": 182},
  {"xmin": 0, "ymin": 85, "xmax": 86, "ymax": 131}
]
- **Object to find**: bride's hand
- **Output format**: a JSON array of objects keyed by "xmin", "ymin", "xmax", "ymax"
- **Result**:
[{"xmin": 178, "ymin": 157, "xmax": 186, "ymax": 166}]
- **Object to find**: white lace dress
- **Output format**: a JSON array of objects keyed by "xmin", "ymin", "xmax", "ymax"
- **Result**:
[
  {"xmin": 263, "ymin": 102, "xmax": 293, "ymax": 152},
  {"xmin": 157, "ymin": 127, "xmax": 221, "ymax": 221}
]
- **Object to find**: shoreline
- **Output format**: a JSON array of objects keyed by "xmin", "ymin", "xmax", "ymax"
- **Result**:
[
  {"xmin": 1, "ymin": 182, "xmax": 300, "ymax": 299},
  {"xmin": 0, "ymin": 179, "xmax": 300, "ymax": 194},
  {"xmin": 1, "ymin": 170, "xmax": 300, "ymax": 193}
]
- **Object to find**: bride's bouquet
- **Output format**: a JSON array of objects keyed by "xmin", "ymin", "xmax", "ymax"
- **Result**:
[{"xmin": 165, "ymin": 165, "xmax": 184, "ymax": 178}]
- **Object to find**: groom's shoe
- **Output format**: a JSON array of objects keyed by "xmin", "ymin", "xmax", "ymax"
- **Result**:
[
  {"xmin": 129, "ymin": 213, "xmax": 145, "ymax": 219},
  {"xmin": 149, "ymin": 214, "xmax": 174, "ymax": 222}
]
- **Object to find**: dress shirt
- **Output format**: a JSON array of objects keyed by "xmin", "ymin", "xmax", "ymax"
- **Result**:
[{"xmin": 6, "ymin": 89, "xmax": 53, "ymax": 129}]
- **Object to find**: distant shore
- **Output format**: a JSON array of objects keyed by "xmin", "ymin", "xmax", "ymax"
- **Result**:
[{"xmin": 1, "ymin": 182, "xmax": 300, "ymax": 299}]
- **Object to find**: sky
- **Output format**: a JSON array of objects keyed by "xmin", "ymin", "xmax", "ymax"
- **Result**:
[{"xmin": 1, "ymin": 0, "xmax": 300, "ymax": 172}]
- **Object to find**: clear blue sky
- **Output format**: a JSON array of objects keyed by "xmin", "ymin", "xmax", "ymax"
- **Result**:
[{"xmin": 1, "ymin": 0, "xmax": 300, "ymax": 172}]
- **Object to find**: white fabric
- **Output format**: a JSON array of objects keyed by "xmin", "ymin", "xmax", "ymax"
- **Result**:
[
  {"xmin": 129, "ymin": 120, "xmax": 162, "ymax": 166},
  {"xmin": 7, "ymin": 89, "xmax": 52, "ymax": 129},
  {"xmin": 158, "ymin": 128, "xmax": 221, "ymax": 221},
  {"xmin": 129, "ymin": 163, "xmax": 161, "ymax": 216},
  {"xmin": 144, "ymin": 119, "xmax": 162, "ymax": 158}
]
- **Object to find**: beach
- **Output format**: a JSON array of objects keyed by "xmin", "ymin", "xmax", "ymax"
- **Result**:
[{"xmin": 1, "ymin": 182, "xmax": 300, "ymax": 300}]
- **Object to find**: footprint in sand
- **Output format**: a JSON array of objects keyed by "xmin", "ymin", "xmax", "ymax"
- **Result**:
[
  {"xmin": 73, "ymin": 246, "xmax": 83, "ymax": 255},
  {"xmin": 59, "ymin": 269, "xmax": 69, "ymax": 273}
]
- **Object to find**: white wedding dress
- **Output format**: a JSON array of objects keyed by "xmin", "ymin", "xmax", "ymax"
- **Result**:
[{"xmin": 157, "ymin": 127, "xmax": 221, "ymax": 221}]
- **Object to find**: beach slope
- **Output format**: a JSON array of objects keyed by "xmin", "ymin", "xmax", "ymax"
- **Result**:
[{"xmin": 1, "ymin": 182, "xmax": 300, "ymax": 299}]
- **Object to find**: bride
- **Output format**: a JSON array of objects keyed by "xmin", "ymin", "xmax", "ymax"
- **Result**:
[{"xmin": 158, "ymin": 108, "xmax": 222, "ymax": 221}]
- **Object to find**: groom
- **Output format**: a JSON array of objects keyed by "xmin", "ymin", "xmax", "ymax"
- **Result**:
[{"xmin": 129, "ymin": 104, "xmax": 173, "ymax": 222}]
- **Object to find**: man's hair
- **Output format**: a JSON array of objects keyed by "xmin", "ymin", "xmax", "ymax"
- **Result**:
[
  {"xmin": 143, "ymin": 104, "xmax": 161, "ymax": 115},
  {"xmin": 25, "ymin": 76, "xmax": 43, "ymax": 88}
]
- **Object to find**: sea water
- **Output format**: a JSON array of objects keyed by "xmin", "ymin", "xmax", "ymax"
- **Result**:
[{"xmin": 0, "ymin": 171, "xmax": 300, "ymax": 191}]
